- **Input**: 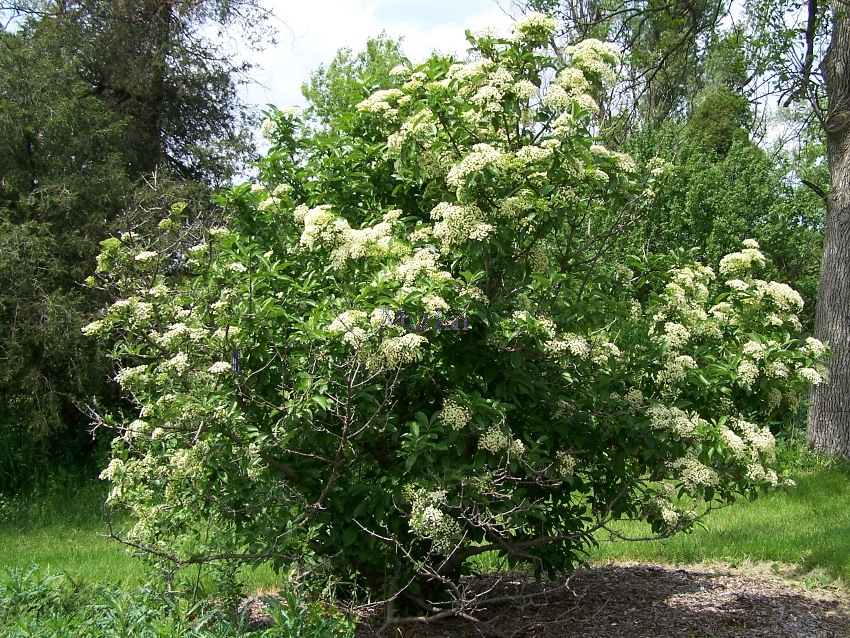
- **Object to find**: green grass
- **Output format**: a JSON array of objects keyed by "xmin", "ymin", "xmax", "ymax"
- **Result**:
[
  {"xmin": 0, "ymin": 481, "xmax": 290, "ymax": 593},
  {"xmin": 588, "ymin": 452, "xmax": 850, "ymax": 583},
  {"xmin": 0, "ymin": 481, "xmax": 145, "ymax": 585}
]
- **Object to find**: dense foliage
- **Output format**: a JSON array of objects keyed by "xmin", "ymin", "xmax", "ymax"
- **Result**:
[
  {"xmin": 0, "ymin": 1, "xmax": 269, "ymax": 493},
  {"xmin": 87, "ymin": 16, "xmax": 827, "ymax": 610}
]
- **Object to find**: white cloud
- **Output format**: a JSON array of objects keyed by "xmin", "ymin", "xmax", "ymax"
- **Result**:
[{"xmin": 243, "ymin": 0, "xmax": 516, "ymax": 113}]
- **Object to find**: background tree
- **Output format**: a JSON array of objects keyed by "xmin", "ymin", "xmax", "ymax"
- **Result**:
[
  {"xmin": 0, "ymin": 0, "xmax": 271, "ymax": 493},
  {"xmin": 807, "ymin": 0, "xmax": 850, "ymax": 457},
  {"xmin": 0, "ymin": 21, "xmax": 129, "ymax": 491},
  {"xmin": 301, "ymin": 33, "xmax": 405, "ymax": 129}
]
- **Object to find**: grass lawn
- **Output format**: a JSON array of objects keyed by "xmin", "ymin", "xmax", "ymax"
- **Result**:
[
  {"xmin": 0, "ymin": 481, "xmax": 144, "ymax": 585},
  {"xmin": 588, "ymin": 456, "xmax": 850, "ymax": 584}
]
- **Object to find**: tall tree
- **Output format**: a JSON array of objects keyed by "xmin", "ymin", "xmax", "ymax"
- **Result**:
[
  {"xmin": 807, "ymin": 0, "xmax": 850, "ymax": 457},
  {"xmin": 0, "ymin": 0, "xmax": 273, "ymax": 492},
  {"xmin": 0, "ymin": 20, "xmax": 128, "ymax": 491}
]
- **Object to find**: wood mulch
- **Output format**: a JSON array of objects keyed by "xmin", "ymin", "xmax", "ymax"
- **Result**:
[{"xmin": 352, "ymin": 562, "xmax": 850, "ymax": 638}]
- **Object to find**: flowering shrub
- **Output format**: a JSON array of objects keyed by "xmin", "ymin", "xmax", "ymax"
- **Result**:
[{"xmin": 87, "ymin": 15, "xmax": 827, "ymax": 612}]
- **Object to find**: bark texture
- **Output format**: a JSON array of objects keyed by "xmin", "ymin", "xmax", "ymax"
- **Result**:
[{"xmin": 807, "ymin": 1, "xmax": 850, "ymax": 458}]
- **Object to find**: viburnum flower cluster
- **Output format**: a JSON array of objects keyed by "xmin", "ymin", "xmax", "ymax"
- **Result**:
[{"xmin": 84, "ymin": 15, "xmax": 829, "ymax": 608}]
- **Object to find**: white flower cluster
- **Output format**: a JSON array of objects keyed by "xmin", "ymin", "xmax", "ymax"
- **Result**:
[
  {"xmin": 625, "ymin": 388, "xmax": 644, "ymax": 412},
  {"xmin": 477, "ymin": 426, "xmax": 525, "ymax": 456},
  {"xmin": 671, "ymin": 456, "xmax": 718, "ymax": 491},
  {"xmin": 647, "ymin": 404, "xmax": 700, "ymax": 437},
  {"xmin": 470, "ymin": 85, "xmax": 505, "ymax": 113},
  {"xmin": 498, "ymin": 190, "xmax": 543, "ymax": 221},
  {"xmin": 742, "ymin": 340, "xmax": 767, "ymax": 360},
  {"xmin": 654, "ymin": 497, "xmax": 679, "ymax": 527},
  {"xmin": 446, "ymin": 143, "xmax": 504, "ymax": 189},
  {"xmin": 158, "ymin": 322, "xmax": 188, "ymax": 347},
  {"xmin": 671, "ymin": 264, "xmax": 714, "ymax": 297},
  {"xmin": 387, "ymin": 108, "xmax": 436, "ymax": 157},
  {"xmin": 440, "ymin": 399, "xmax": 470, "ymax": 430},
  {"xmin": 755, "ymin": 280, "xmax": 804, "ymax": 313},
  {"xmin": 720, "ymin": 427, "xmax": 747, "ymax": 458},
  {"xmin": 110, "ymin": 297, "xmax": 153, "ymax": 323},
  {"xmin": 123, "ymin": 418, "xmax": 149, "ymax": 441},
  {"xmin": 115, "ymin": 364, "xmax": 148, "ymax": 388},
  {"xmin": 356, "ymin": 88, "xmax": 404, "ymax": 119},
  {"xmin": 719, "ymin": 245, "xmax": 766, "ymax": 275},
  {"xmin": 589, "ymin": 338, "xmax": 621, "ymax": 365},
  {"xmin": 515, "ymin": 145, "xmax": 553, "ymax": 164},
  {"xmin": 543, "ymin": 83, "xmax": 598, "ymax": 114},
  {"xmin": 406, "ymin": 486, "xmax": 461, "ymax": 555},
  {"xmin": 663, "ymin": 322, "xmax": 691, "ymax": 349},
  {"xmin": 430, "ymin": 202, "xmax": 494, "ymax": 251},
  {"xmin": 511, "ymin": 11, "xmax": 557, "ymax": 43},
  {"xmin": 368, "ymin": 333, "xmax": 428, "ymax": 370},
  {"xmin": 227, "ymin": 262, "xmax": 247, "ymax": 274},
  {"xmin": 298, "ymin": 205, "xmax": 397, "ymax": 268},
  {"xmin": 765, "ymin": 360, "xmax": 788, "ymax": 379},
  {"xmin": 328, "ymin": 310, "xmax": 366, "ymax": 334},
  {"xmin": 479, "ymin": 425, "xmax": 509, "ymax": 453},
  {"xmin": 100, "ymin": 457, "xmax": 124, "ymax": 482},
  {"xmin": 709, "ymin": 301, "xmax": 734, "ymax": 323},
  {"xmin": 655, "ymin": 354, "xmax": 697, "ymax": 386},
  {"xmin": 392, "ymin": 248, "xmax": 452, "ymax": 286},
  {"xmin": 369, "ymin": 308, "xmax": 394, "ymax": 329},
  {"xmin": 767, "ymin": 387, "xmax": 783, "ymax": 412},
  {"xmin": 208, "ymin": 361, "xmax": 231, "ymax": 375},
  {"xmin": 556, "ymin": 450, "xmax": 576, "ymax": 476},
  {"xmin": 544, "ymin": 333, "xmax": 591, "ymax": 359},
  {"xmin": 82, "ymin": 320, "xmax": 105, "ymax": 336},
  {"xmin": 328, "ymin": 310, "xmax": 371, "ymax": 349},
  {"xmin": 736, "ymin": 419, "xmax": 776, "ymax": 458},
  {"xmin": 528, "ymin": 247, "xmax": 549, "ymax": 272},
  {"xmin": 565, "ymin": 39, "xmax": 620, "ymax": 81},
  {"xmin": 589, "ymin": 143, "xmax": 637, "ymax": 173},
  {"xmin": 164, "ymin": 352, "xmax": 189, "ymax": 373},
  {"xmin": 726, "ymin": 279, "xmax": 749, "ymax": 292},
  {"xmin": 514, "ymin": 79, "xmax": 538, "ymax": 101},
  {"xmin": 260, "ymin": 117, "xmax": 273, "ymax": 139},
  {"xmin": 802, "ymin": 337, "xmax": 827, "ymax": 358},
  {"xmin": 797, "ymin": 367, "xmax": 824, "ymax": 385},
  {"xmin": 446, "ymin": 60, "xmax": 493, "ymax": 82},
  {"xmin": 459, "ymin": 285, "xmax": 488, "ymax": 306},
  {"xmin": 737, "ymin": 360, "xmax": 759, "ymax": 387},
  {"xmin": 135, "ymin": 251, "xmax": 158, "ymax": 262}
]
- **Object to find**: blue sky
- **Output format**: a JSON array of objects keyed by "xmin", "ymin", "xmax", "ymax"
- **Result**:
[{"xmin": 243, "ymin": 0, "xmax": 516, "ymax": 113}]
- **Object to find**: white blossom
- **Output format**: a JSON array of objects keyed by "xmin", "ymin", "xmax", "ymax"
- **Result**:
[
  {"xmin": 671, "ymin": 456, "xmax": 718, "ymax": 491},
  {"xmin": 512, "ymin": 12, "xmax": 557, "ymax": 42},
  {"xmin": 135, "ymin": 251, "xmax": 158, "ymax": 262},
  {"xmin": 719, "ymin": 247, "xmax": 765, "ymax": 275},
  {"xmin": 208, "ymin": 361, "xmax": 231, "ymax": 375}
]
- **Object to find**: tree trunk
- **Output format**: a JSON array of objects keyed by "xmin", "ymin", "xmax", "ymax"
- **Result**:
[{"xmin": 806, "ymin": 1, "xmax": 850, "ymax": 458}]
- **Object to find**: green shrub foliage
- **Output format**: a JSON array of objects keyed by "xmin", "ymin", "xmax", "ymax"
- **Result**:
[{"xmin": 88, "ymin": 15, "xmax": 827, "ymax": 607}]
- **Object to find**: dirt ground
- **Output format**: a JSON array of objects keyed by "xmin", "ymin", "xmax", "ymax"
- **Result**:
[{"xmin": 351, "ymin": 562, "xmax": 850, "ymax": 638}]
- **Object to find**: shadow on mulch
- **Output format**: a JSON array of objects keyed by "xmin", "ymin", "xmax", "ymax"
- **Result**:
[{"xmin": 354, "ymin": 564, "xmax": 850, "ymax": 638}]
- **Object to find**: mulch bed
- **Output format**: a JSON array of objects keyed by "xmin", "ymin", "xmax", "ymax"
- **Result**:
[{"xmin": 352, "ymin": 563, "xmax": 850, "ymax": 638}]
